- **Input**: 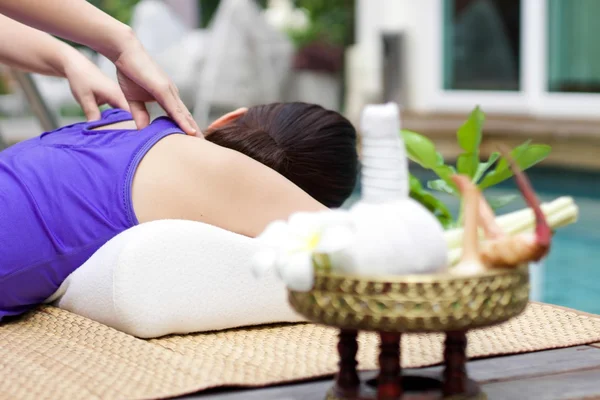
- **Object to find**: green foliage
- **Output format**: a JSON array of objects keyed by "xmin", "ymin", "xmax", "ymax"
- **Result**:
[
  {"xmin": 88, "ymin": 0, "xmax": 141, "ymax": 24},
  {"xmin": 409, "ymin": 175, "xmax": 454, "ymax": 229},
  {"xmin": 401, "ymin": 129, "xmax": 457, "ymax": 195},
  {"xmin": 485, "ymin": 194, "xmax": 518, "ymax": 210},
  {"xmin": 291, "ymin": 0, "xmax": 354, "ymax": 48},
  {"xmin": 199, "ymin": 0, "xmax": 267, "ymax": 27},
  {"xmin": 56, "ymin": 1, "xmax": 140, "ymax": 48},
  {"xmin": 59, "ymin": 104, "xmax": 86, "ymax": 118},
  {"xmin": 197, "ymin": 0, "xmax": 353, "ymax": 48},
  {"xmin": 478, "ymin": 141, "xmax": 552, "ymax": 189},
  {"xmin": 0, "ymin": 74, "xmax": 9, "ymax": 95},
  {"xmin": 403, "ymin": 106, "xmax": 552, "ymax": 228}
]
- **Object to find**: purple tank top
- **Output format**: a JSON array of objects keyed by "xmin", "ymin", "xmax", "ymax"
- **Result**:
[{"xmin": 0, "ymin": 108, "xmax": 184, "ymax": 320}]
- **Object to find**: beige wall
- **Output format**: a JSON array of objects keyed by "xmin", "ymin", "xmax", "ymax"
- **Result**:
[{"xmin": 355, "ymin": 0, "xmax": 438, "ymax": 113}]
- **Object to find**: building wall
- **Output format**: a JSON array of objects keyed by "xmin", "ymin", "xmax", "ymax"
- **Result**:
[
  {"xmin": 356, "ymin": 0, "xmax": 438, "ymax": 113},
  {"xmin": 354, "ymin": 0, "xmax": 600, "ymax": 121}
]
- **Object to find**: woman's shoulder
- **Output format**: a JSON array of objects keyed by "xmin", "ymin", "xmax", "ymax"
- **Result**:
[
  {"xmin": 149, "ymin": 134, "xmax": 241, "ymax": 168},
  {"xmin": 132, "ymin": 133, "xmax": 324, "ymax": 236},
  {"xmin": 131, "ymin": 134, "xmax": 244, "ymax": 223}
]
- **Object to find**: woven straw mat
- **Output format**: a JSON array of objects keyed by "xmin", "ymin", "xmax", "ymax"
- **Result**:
[{"xmin": 1, "ymin": 302, "xmax": 600, "ymax": 400}]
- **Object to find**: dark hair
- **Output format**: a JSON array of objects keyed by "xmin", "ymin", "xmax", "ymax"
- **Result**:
[{"xmin": 204, "ymin": 102, "xmax": 358, "ymax": 208}]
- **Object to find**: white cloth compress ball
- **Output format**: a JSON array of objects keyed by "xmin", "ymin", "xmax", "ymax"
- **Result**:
[{"xmin": 331, "ymin": 199, "xmax": 449, "ymax": 276}]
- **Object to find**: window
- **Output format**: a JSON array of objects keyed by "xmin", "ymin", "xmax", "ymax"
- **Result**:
[
  {"xmin": 427, "ymin": 0, "xmax": 600, "ymax": 118},
  {"xmin": 547, "ymin": 0, "xmax": 600, "ymax": 93},
  {"xmin": 443, "ymin": 0, "xmax": 522, "ymax": 91}
]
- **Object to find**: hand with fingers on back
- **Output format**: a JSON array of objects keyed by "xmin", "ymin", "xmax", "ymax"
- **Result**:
[
  {"xmin": 0, "ymin": 0, "xmax": 201, "ymax": 137},
  {"xmin": 62, "ymin": 50, "xmax": 129, "ymax": 121},
  {"xmin": 113, "ymin": 37, "xmax": 201, "ymax": 137}
]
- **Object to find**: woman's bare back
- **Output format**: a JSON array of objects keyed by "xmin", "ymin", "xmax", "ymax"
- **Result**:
[{"xmin": 92, "ymin": 119, "xmax": 325, "ymax": 237}]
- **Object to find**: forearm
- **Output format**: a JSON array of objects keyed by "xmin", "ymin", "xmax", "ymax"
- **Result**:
[
  {"xmin": 0, "ymin": 0, "xmax": 134, "ymax": 61},
  {"xmin": 0, "ymin": 14, "xmax": 77, "ymax": 77}
]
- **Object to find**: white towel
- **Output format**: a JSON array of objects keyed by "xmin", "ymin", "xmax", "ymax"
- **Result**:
[
  {"xmin": 47, "ymin": 220, "xmax": 305, "ymax": 338},
  {"xmin": 359, "ymin": 102, "xmax": 409, "ymax": 203}
]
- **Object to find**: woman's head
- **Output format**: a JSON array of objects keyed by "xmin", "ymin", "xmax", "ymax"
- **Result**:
[{"xmin": 204, "ymin": 102, "xmax": 358, "ymax": 208}]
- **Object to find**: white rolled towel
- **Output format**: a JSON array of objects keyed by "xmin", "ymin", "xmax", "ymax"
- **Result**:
[
  {"xmin": 359, "ymin": 102, "xmax": 409, "ymax": 202},
  {"xmin": 46, "ymin": 220, "xmax": 305, "ymax": 338}
]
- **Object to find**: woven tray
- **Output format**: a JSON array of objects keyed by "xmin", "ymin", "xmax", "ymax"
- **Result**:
[{"xmin": 1, "ymin": 303, "xmax": 600, "ymax": 400}]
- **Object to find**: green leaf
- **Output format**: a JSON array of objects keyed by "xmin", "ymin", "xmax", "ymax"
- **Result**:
[
  {"xmin": 427, "ymin": 179, "xmax": 456, "ymax": 195},
  {"xmin": 432, "ymin": 164, "xmax": 457, "ymax": 180},
  {"xmin": 400, "ymin": 130, "xmax": 456, "ymax": 190},
  {"xmin": 486, "ymin": 194, "xmax": 518, "ymax": 211},
  {"xmin": 432, "ymin": 165, "xmax": 458, "ymax": 192},
  {"xmin": 411, "ymin": 190, "xmax": 454, "ymax": 228},
  {"xmin": 409, "ymin": 174, "xmax": 454, "ymax": 229},
  {"xmin": 491, "ymin": 140, "xmax": 531, "ymax": 175},
  {"xmin": 456, "ymin": 152, "xmax": 478, "ymax": 178},
  {"xmin": 436, "ymin": 152, "xmax": 445, "ymax": 165},
  {"xmin": 409, "ymin": 173, "xmax": 425, "ymax": 192},
  {"xmin": 473, "ymin": 152, "xmax": 500, "ymax": 183},
  {"xmin": 401, "ymin": 130, "xmax": 440, "ymax": 169},
  {"xmin": 479, "ymin": 143, "xmax": 551, "ymax": 189},
  {"xmin": 454, "ymin": 106, "xmax": 485, "ymax": 180},
  {"xmin": 457, "ymin": 106, "xmax": 484, "ymax": 152}
]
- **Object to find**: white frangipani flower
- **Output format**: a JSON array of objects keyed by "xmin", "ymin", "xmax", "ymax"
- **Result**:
[
  {"xmin": 252, "ymin": 199, "xmax": 448, "ymax": 291},
  {"xmin": 251, "ymin": 210, "xmax": 355, "ymax": 291}
]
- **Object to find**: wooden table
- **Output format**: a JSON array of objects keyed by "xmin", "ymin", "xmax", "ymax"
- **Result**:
[{"xmin": 184, "ymin": 342, "xmax": 600, "ymax": 400}]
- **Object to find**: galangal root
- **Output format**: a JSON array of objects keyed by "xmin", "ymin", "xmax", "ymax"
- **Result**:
[{"xmin": 452, "ymin": 150, "xmax": 552, "ymax": 273}]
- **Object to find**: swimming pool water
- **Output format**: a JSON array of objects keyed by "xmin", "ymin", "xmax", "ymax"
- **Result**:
[{"xmin": 346, "ymin": 165, "xmax": 600, "ymax": 315}]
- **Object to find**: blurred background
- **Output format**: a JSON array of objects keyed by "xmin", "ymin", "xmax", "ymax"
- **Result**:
[{"xmin": 0, "ymin": 0, "xmax": 599, "ymax": 314}]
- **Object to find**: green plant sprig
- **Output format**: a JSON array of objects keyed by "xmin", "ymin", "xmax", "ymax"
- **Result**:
[{"xmin": 403, "ymin": 106, "xmax": 552, "ymax": 229}]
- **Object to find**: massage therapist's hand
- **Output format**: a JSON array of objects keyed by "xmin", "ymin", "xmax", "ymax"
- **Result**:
[
  {"xmin": 112, "ymin": 37, "xmax": 202, "ymax": 136},
  {"xmin": 0, "ymin": 0, "xmax": 201, "ymax": 136},
  {"xmin": 0, "ymin": 13, "xmax": 127, "ymax": 121},
  {"xmin": 62, "ymin": 50, "xmax": 129, "ymax": 121}
]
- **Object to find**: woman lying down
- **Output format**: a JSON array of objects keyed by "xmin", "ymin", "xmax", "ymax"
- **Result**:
[{"xmin": 0, "ymin": 103, "xmax": 359, "ymax": 327}]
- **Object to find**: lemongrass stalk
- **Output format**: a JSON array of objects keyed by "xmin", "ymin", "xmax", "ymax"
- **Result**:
[
  {"xmin": 446, "ymin": 199, "xmax": 578, "ymax": 266},
  {"xmin": 495, "ymin": 197, "xmax": 574, "ymax": 235},
  {"xmin": 444, "ymin": 196, "xmax": 574, "ymax": 250},
  {"xmin": 445, "ymin": 197, "xmax": 572, "ymax": 248}
]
